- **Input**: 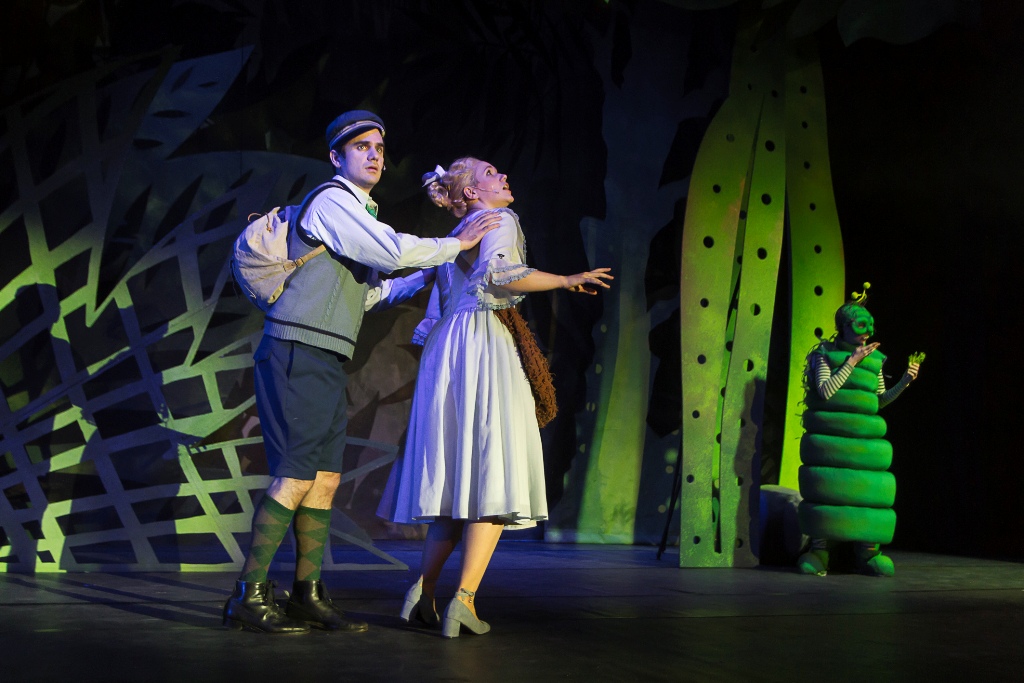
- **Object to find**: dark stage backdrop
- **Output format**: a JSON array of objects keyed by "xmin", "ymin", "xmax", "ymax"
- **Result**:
[
  {"xmin": 820, "ymin": 0, "xmax": 1024, "ymax": 560},
  {"xmin": 0, "ymin": 0, "xmax": 1018, "ymax": 571}
]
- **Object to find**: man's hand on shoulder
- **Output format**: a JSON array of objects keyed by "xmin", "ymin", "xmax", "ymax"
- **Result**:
[{"xmin": 454, "ymin": 212, "xmax": 502, "ymax": 251}]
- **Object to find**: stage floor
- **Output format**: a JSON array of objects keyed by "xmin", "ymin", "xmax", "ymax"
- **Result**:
[{"xmin": 2, "ymin": 541, "xmax": 1022, "ymax": 682}]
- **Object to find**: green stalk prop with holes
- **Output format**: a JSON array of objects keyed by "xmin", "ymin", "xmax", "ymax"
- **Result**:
[
  {"xmin": 679, "ymin": 8, "xmax": 786, "ymax": 567},
  {"xmin": 778, "ymin": 38, "xmax": 847, "ymax": 490}
]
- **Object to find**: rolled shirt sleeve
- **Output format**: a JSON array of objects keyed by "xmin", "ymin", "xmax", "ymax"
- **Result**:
[
  {"xmin": 364, "ymin": 269, "xmax": 434, "ymax": 312},
  {"xmin": 304, "ymin": 178, "xmax": 461, "ymax": 273},
  {"xmin": 411, "ymin": 282, "xmax": 442, "ymax": 345}
]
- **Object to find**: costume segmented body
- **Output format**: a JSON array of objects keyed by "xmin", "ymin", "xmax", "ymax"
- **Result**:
[{"xmin": 798, "ymin": 340, "xmax": 896, "ymax": 547}]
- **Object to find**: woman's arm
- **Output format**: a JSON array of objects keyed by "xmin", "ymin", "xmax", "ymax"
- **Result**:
[
  {"xmin": 467, "ymin": 210, "xmax": 613, "ymax": 295},
  {"xmin": 812, "ymin": 353, "xmax": 854, "ymax": 400},
  {"xmin": 878, "ymin": 362, "xmax": 919, "ymax": 409},
  {"xmin": 499, "ymin": 268, "xmax": 613, "ymax": 295}
]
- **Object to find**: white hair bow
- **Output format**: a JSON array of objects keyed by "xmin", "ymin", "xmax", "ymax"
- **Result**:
[{"xmin": 421, "ymin": 164, "xmax": 446, "ymax": 187}]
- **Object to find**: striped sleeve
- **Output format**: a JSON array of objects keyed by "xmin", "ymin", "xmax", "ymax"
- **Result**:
[
  {"xmin": 812, "ymin": 353, "xmax": 854, "ymax": 400},
  {"xmin": 878, "ymin": 370, "xmax": 912, "ymax": 409}
]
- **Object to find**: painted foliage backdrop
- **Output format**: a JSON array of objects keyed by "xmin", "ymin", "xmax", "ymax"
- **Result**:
[
  {"xmin": 1, "ymin": 0, "xmax": 1020, "ymax": 571},
  {"xmin": 0, "ymin": 0, "xmax": 735, "ymax": 571}
]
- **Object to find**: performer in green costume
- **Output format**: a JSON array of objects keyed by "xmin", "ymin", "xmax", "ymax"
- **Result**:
[{"xmin": 797, "ymin": 284, "xmax": 923, "ymax": 576}]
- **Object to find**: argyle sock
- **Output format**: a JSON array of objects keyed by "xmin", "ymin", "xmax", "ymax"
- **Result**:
[
  {"xmin": 240, "ymin": 495, "xmax": 296, "ymax": 583},
  {"xmin": 293, "ymin": 506, "xmax": 332, "ymax": 582}
]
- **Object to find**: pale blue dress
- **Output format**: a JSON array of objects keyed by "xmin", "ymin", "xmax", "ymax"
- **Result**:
[{"xmin": 377, "ymin": 209, "xmax": 549, "ymax": 527}]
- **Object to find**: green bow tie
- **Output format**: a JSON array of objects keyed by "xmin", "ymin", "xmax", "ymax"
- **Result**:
[{"xmin": 365, "ymin": 201, "xmax": 378, "ymax": 218}]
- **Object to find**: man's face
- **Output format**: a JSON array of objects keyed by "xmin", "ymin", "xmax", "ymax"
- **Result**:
[{"xmin": 331, "ymin": 129, "xmax": 384, "ymax": 192}]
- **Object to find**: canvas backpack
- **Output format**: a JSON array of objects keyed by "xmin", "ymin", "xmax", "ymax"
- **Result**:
[{"xmin": 231, "ymin": 180, "xmax": 354, "ymax": 311}]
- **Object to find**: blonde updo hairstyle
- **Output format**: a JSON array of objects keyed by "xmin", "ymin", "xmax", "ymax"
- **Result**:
[{"xmin": 422, "ymin": 157, "xmax": 480, "ymax": 218}]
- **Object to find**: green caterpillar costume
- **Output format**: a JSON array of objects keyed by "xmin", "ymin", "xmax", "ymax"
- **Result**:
[{"xmin": 797, "ymin": 286, "xmax": 921, "ymax": 577}]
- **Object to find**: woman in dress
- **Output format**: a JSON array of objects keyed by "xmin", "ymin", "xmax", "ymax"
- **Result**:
[{"xmin": 378, "ymin": 157, "xmax": 612, "ymax": 638}]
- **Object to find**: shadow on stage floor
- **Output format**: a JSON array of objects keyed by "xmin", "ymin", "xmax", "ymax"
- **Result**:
[{"xmin": 1, "ymin": 541, "xmax": 1022, "ymax": 682}]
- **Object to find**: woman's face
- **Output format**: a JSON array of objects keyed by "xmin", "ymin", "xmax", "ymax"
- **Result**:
[
  {"xmin": 468, "ymin": 160, "xmax": 513, "ymax": 208},
  {"xmin": 841, "ymin": 310, "xmax": 875, "ymax": 346}
]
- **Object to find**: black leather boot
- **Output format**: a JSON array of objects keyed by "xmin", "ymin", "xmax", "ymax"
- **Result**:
[
  {"xmin": 222, "ymin": 580, "xmax": 310, "ymax": 634},
  {"xmin": 286, "ymin": 580, "xmax": 368, "ymax": 632}
]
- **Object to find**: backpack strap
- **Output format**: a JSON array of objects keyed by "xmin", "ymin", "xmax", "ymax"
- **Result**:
[{"xmin": 295, "ymin": 180, "xmax": 358, "ymax": 251}]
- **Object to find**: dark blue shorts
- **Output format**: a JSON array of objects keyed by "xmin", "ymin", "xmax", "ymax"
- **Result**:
[{"xmin": 253, "ymin": 336, "xmax": 349, "ymax": 480}]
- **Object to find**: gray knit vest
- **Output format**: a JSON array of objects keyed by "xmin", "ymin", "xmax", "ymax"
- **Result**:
[{"xmin": 263, "ymin": 182, "xmax": 373, "ymax": 360}]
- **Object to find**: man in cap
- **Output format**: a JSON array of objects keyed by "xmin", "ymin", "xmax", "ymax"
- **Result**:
[{"xmin": 223, "ymin": 110, "xmax": 499, "ymax": 634}]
